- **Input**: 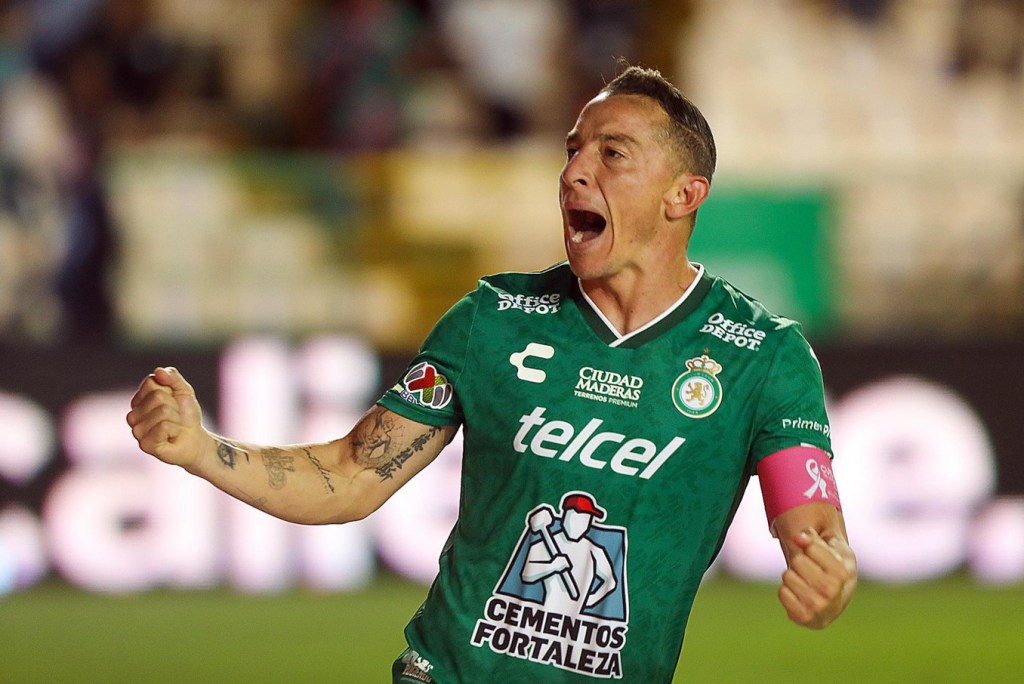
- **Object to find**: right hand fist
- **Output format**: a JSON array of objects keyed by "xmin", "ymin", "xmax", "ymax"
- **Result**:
[
  {"xmin": 549, "ymin": 554, "xmax": 571, "ymax": 574},
  {"xmin": 126, "ymin": 367, "xmax": 206, "ymax": 470}
]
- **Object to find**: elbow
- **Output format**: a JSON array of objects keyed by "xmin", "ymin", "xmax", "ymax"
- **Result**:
[{"xmin": 310, "ymin": 500, "xmax": 381, "ymax": 525}]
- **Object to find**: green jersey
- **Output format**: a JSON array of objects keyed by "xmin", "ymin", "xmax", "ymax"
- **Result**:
[{"xmin": 379, "ymin": 262, "xmax": 832, "ymax": 683}]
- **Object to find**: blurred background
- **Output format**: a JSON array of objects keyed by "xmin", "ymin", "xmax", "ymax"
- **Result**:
[{"xmin": 1, "ymin": 0, "xmax": 1023, "ymax": 681}]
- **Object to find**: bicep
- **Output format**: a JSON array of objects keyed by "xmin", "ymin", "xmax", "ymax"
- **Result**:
[{"xmin": 336, "ymin": 404, "xmax": 457, "ymax": 518}]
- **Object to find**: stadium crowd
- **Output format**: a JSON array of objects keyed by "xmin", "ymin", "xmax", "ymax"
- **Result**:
[{"xmin": 1, "ymin": 0, "xmax": 1022, "ymax": 343}]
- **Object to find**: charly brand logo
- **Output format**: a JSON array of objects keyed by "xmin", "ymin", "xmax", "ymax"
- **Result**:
[
  {"xmin": 671, "ymin": 355, "xmax": 723, "ymax": 418},
  {"xmin": 510, "ymin": 343, "xmax": 556, "ymax": 383},
  {"xmin": 400, "ymin": 361, "xmax": 453, "ymax": 409},
  {"xmin": 574, "ymin": 367, "xmax": 643, "ymax": 409},
  {"xmin": 497, "ymin": 293, "xmax": 562, "ymax": 314},
  {"xmin": 699, "ymin": 313, "xmax": 767, "ymax": 351},
  {"xmin": 472, "ymin": 491, "xmax": 629, "ymax": 679}
]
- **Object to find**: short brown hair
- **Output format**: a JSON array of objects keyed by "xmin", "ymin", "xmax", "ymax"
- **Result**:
[{"xmin": 600, "ymin": 66, "xmax": 717, "ymax": 182}]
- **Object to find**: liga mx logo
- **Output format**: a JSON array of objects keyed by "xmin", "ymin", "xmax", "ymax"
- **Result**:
[
  {"xmin": 471, "ymin": 492, "xmax": 629, "ymax": 679},
  {"xmin": 401, "ymin": 362, "xmax": 453, "ymax": 409}
]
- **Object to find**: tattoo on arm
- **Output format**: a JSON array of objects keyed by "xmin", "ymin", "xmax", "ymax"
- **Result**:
[
  {"xmin": 261, "ymin": 448, "xmax": 295, "ymax": 489},
  {"xmin": 351, "ymin": 409, "xmax": 395, "ymax": 464},
  {"xmin": 216, "ymin": 438, "xmax": 250, "ymax": 470},
  {"xmin": 373, "ymin": 426, "xmax": 444, "ymax": 481},
  {"xmin": 351, "ymin": 408, "xmax": 448, "ymax": 482},
  {"xmin": 304, "ymin": 448, "xmax": 336, "ymax": 494}
]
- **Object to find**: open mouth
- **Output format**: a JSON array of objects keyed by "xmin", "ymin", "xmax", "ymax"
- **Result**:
[{"xmin": 567, "ymin": 209, "xmax": 607, "ymax": 244}]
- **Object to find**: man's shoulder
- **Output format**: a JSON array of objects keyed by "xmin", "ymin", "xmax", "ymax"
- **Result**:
[
  {"xmin": 704, "ymin": 270, "xmax": 801, "ymax": 334},
  {"xmin": 472, "ymin": 262, "xmax": 575, "ymax": 314},
  {"xmin": 477, "ymin": 262, "xmax": 574, "ymax": 294}
]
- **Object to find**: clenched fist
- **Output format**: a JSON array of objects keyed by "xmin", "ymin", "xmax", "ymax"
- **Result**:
[
  {"xmin": 779, "ymin": 528, "xmax": 857, "ymax": 630},
  {"xmin": 126, "ymin": 367, "xmax": 209, "ymax": 471}
]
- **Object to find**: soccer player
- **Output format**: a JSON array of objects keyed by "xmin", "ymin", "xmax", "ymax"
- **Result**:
[{"xmin": 127, "ymin": 66, "xmax": 856, "ymax": 683}]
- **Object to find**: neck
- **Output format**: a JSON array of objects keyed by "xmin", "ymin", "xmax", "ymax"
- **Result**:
[{"xmin": 581, "ymin": 261, "xmax": 700, "ymax": 335}]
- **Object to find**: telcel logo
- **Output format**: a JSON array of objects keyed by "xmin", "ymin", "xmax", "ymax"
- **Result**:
[{"xmin": 513, "ymin": 406, "xmax": 685, "ymax": 480}]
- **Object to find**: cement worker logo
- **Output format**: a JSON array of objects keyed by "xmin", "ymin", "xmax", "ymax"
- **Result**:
[
  {"xmin": 402, "ymin": 362, "xmax": 454, "ymax": 409},
  {"xmin": 472, "ymin": 492, "xmax": 629, "ymax": 678},
  {"xmin": 493, "ymin": 492, "xmax": 628, "ymax": 621},
  {"xmin": 672, "ymin": 355, "xmax": 723, "ymax": 418}
]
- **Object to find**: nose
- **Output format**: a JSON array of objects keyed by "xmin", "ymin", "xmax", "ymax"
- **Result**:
[{"xmin": 560, "ymin": 151, "xmax": 591, "ymax": 188}]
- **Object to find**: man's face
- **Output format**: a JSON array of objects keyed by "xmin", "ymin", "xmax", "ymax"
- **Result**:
[
  {"xmin": 563, "ymin": 509, "xmax": 593, "ymax": 541},
  {"xmin": 559, "ymin": 93, "xmax": 684, "ymax": 283}
]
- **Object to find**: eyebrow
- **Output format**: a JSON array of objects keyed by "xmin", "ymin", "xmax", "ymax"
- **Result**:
[
  {"xmin": 565, "ymin": 131, "xmax": 642, "ymax": 149},
  {"xmin": 599, "ymin": 132, "xmax": 641, "ymax": 148}
]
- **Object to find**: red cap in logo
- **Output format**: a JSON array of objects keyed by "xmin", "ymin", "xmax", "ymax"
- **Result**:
[{"xmin": 560, "ymin": 492, "xmax": 606, "ymax": 521}]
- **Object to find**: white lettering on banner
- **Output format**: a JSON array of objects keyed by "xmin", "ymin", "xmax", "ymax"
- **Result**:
[
  {"xmin": 0, "ymin": 507, "xmax": 46, "ymax": 593},
  {"xmin": 2, "ymin": 338, "xmax": 1024, "ymax": 595},
  {"xmin": 512, "ymin": 407, "xmax": 683, "ymax": 479},
  {"xmin": 0, "ymin": 393, "xmax": 52, "ymax": 484},
  {"xmin": 699, "ymin": 313, "xmax": 767, "ymax": 351},
  {"xmin": 825, "ymin": 377, "xmax": 998, "ymax": 582}
]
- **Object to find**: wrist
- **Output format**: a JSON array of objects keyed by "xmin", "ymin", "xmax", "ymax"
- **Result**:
[{"xmin": 185, "ymin": 428, "xmax": 219, "ymax": 476}]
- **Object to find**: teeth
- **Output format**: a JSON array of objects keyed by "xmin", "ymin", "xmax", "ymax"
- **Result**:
[{"xmin": 571, "ymin": 233, "xmax": 584, "ymax": 243}]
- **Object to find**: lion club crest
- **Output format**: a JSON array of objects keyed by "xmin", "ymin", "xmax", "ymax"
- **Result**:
[{"xmin": 671, "ymin": 355, "xmax": 723, "ymax": 418}]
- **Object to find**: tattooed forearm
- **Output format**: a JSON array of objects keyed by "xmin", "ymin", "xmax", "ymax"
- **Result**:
[
  {"xmin": 216, "ymin": 438, "xmax": 250, "ymax": 470},
  {"xmin": 374, "ymin": 426, "xmax": 445, "ymax": 481},
  {"xmin": 261, "ymin": 448, "xmax": 295, "ymax": 489},
  {"xmin": 304, "ymin": 448, "xmax": 336, "ymax": 494}
]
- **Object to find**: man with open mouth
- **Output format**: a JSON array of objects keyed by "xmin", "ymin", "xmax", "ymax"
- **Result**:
[{"xmin": 128, "ymin": 65, "xmax": 857, "ymax": 683}]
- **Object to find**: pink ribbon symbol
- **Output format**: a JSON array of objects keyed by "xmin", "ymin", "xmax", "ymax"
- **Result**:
[{"xmin": 803, "ymin": 459, "xmax": 828, "ymax": 499}]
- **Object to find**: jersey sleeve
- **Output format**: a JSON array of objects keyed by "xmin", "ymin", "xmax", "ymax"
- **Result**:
[
  {"xmin": 376, "ymin": 286, "xmax": 481, "ymax": 427},
  {"xmin": 749, "ymin": 324, "xmax": 832, "ymax": 462}
]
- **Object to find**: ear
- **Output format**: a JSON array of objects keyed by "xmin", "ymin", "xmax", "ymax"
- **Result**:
[{"xmin": 665, "ymin": 175, "xmax": 710, "ymax": 221}]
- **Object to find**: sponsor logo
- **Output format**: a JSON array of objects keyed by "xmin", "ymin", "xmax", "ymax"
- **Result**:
[
  {"xmin": 399, "ymin": 361, "xmax": 453, "ymax": 409},
  {"xmin": 671, "ymin": 356, "xmax": 723, "ymax": 418},
  {"xmin": 510, "ymin": 343, "xmax": 555, "ymax": 383},
  {"xmin": 397, "ymin": 649, "xmax": 435, "ymax": 682},
  {"xmin": 498, "ymin": 293, "xmax": 562, "ymax": 314},
  {"xmin": 700, "ymin": 312, "xmax": 767, "ymax": 351},
  {"xmin": 513, "ymin": 407, "xmax": 684, "ymax": 480},
  {"xmin": 782, "ymin": 417, "xmax": 830, "ymax": 437},
  {"xmin": 472, "ymin": 492, "xmax": 628, "ymax": 679},
  {"xmin": 574, "ymin": 367, "xmax": 643, "ymax": 409}
]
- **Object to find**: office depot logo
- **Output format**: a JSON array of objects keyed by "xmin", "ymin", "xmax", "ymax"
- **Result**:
[
  {"xmin": 497, "ymin": 293, "xmax": 562, "ymax": 314},
  {"xmin": 700, "ymin": 313, "xmax": 767, "ymax": 351}
]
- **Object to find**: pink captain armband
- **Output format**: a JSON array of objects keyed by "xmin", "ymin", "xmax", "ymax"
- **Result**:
[{"xmin": 757, "ymin": 446, "xmax": 842, "ymax": 529}]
